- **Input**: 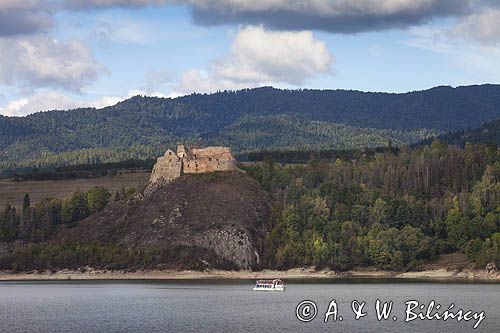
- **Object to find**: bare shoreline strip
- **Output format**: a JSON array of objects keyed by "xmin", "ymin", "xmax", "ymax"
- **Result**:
[{"xmin": 1, "ymin": 268, "xmax": 499, "ymax": 282}]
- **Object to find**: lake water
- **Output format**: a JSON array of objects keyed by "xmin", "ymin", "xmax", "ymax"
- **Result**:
[{"xmin": 0, "ymin": 280, "xmax": 498, "ymax": 332}]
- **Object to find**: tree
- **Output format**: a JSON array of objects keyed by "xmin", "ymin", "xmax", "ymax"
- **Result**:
[
  {"xmin": 87, "ymin": 186, "xmax": 110, "ymax": 214},
  {"xmin": 446, "ymin": 197, "xmax": 464, "ymax": 247},
  {"xmin": 0, "ymin": 205, "xmax": 18, "ymax": 241},
  {"xmin": 23, "ymin": 194, "xmax": 30, "ymax": 211},
  {"xmin": 312, "ymin": 236, "xmax": 328, "ymax": 268},
  {"xmin": 492, "ymin": 233, "xmax": 500, "ymax": 265},
  {"xmin": 470, "ymin": 166, "xmax": 500, "ymax": 215},
  {"xmin": 61, "ymin": 190, "xmax": 89, "ymax": 225}
]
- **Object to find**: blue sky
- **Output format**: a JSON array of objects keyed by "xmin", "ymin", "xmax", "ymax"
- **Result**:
[{"xmin": 1, "ymin": 1, "xmax": 500, "ymax": 116}]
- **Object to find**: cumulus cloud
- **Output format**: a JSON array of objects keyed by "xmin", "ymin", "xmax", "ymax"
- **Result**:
[
  {"xmin": 0, "ymin": 35, "xmax": 104, "ymax": 91},
  {"xmin": 174, "ymin": 26, "xmax": 333, "ymax": 94},
  {"xmin": 0, "ymin": 90, "xmax": 84, "ymax": 117},
  {"xmin": 219, "ymin": 27, "xmax": 333, "ymax": 84}
]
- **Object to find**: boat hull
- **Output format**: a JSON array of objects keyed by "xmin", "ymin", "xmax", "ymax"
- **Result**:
[{"xmin": 253, "ymin": 286, "xmax": 286, "ymax": 292}]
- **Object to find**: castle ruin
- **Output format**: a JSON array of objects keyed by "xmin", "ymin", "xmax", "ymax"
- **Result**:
[{"xmin": 150, "ymin": 144, "xmax": 239, "ymax": 182}]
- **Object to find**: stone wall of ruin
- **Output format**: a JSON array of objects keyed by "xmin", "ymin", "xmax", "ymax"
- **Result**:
[
  {"xmin": 183, "ymin": 147, "xmax": 237, "ymax": 174},
  {"xmin": 149, "ymin": 149, "xmax": 182, "ymax": 182}
]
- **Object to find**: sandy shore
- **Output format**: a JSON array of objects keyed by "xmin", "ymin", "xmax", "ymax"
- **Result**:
[{"xmin": 1, "ymin": 268, "xmax": 499, "ymax": 282}]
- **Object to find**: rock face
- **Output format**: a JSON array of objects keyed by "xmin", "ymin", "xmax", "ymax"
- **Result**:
[
  {"xmin": 150, "ymin": 144, "xmax": 239, "ymax": 183},
  {"xmin": 486, "ymin": 262, "xmax": 497, "ymax": 273},
  {"xmin": 63, "ymin": 172, "xmax": 271, "ymax": 270}
]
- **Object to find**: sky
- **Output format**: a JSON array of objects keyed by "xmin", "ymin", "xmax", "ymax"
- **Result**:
[{"xmin": 1, "ymin": 0, "xmax": 500, "ymax": 117}]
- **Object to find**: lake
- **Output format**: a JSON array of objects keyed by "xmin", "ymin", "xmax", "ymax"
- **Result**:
[{"xmin": 0, "ymin": 280, "xmax": 498, "ymax": 332}]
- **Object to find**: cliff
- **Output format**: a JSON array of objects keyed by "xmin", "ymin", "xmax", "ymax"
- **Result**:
[{"xmin": 58, "ymin": 171, "xmax": 271, "ymax": 270}]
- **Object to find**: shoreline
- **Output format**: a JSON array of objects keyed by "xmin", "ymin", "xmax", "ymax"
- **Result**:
[{"xmin": 1, "ymin": 268, "xmax": 499, "ymax": 282}]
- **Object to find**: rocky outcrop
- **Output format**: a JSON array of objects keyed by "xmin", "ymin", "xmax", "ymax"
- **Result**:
[
  {"xmin": 62, "ymin": 172, "xmax": 271, "ymax": 270},
  {"xmin": 486, "ymin": 262, "xmax": 497, "ymax": 273}
]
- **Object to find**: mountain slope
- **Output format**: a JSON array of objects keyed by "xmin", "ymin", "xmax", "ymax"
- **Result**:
[{"xmin": 1, "ymin": 84, "xmax": 500, "ymax": 170}]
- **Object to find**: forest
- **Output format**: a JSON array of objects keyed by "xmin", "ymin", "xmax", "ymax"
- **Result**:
[
  {"xmin": 2, "ymin": 84, "xmax": 500, "ymax": 174},
  {"xmin": 247, "ymin": 141, "xmax": 500, "ymax": 271},
  {"xmin": 0, "ymin": 140, "xmax": 498, "ymax": 272}
]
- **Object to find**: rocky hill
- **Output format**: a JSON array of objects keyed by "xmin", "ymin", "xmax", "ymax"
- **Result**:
[{"xmin": 57, "ymin": 171, "xmax": 271, "ymax": 270}]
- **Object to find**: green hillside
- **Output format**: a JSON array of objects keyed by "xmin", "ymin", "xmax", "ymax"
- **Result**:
[{"xmin": 2, "ymin": 84, "xmax": 500, "ymax": 172}]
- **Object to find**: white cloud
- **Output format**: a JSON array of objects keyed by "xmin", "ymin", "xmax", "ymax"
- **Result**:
[
  {"xmin": 220, "ymin": 26, "xmax": 333, "ymax": 84},
  {"xmin": 0, "ymin": 91, "xmax": 83, "ymax": 117},
  {"xmin": 174, "ymin": 26, "xmax": 334, "ymax": 94},
  {"xmin": 0, "ymin": 35, "xmax": 105, "ymax": 91},
  {"xmin": 451, "ymin": 8, "xmax": 500, "ymax": 44},
  {"xmin": 406, "ymin": 25, "xmax": 500, "ymax": 79}
]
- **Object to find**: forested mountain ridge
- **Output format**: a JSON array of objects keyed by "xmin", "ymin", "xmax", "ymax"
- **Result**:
[{"xmin": 2, "ymin": 84, "xmax": 500, "ymax": 171}]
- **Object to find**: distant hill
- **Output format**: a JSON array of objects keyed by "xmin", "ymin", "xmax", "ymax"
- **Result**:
[{"xmin": 2, "ymin": 84, "xmax": 500, "ymax": 171}]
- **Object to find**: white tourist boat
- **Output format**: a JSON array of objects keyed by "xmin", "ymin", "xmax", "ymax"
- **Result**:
[{"xmin": 253, "ymin": 279, "xmax": 286, "ymax": 291}]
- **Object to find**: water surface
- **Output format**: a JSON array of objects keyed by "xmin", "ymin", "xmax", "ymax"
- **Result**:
[{"xmin": 0, "ymin": 280, "xmax": 498, "ymax": 332}]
